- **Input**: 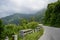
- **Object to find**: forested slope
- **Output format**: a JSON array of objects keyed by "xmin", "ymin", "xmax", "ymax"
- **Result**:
[
  {"xmin": 44, "ymin": 1, "xmax": 60, "ymax": 27},
  {"xmin": 1, "ymin": 9, "xmax": 45, "ymax": 25}
]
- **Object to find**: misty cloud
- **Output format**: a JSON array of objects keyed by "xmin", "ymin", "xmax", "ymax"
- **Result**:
[{"xmin": 0, "ymin": 0, "xmax": 57, "ymax": 18}]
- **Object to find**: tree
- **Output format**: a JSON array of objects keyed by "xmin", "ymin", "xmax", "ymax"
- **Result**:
[
  {"xmin": 4, "ymin": 24, "xmax": 18, "ymax": 37},
  {"xmin": 44, "ymin": 1, "xmax": 60, "ymax": 27},
  {"xmin": 20, "ymin": 18, "xmax": 28, "ymax": 25},
  {"xmin": 30, "ymin": 16, "xmax": 35, "ymax": 22},
  {"xmin": 19, "ymin": 18, "xmax": 28, "ymax": 29},
  {"xmin": 27, "ymin": 22, "xmax": 38, "ymax": 29},
  {"xmin": 58, "ymin": 0, "xmax": 60, "ymax": 2},
  {"xmin": 0, "ymin": 19, "xmax": 4, "ymax": 40}
]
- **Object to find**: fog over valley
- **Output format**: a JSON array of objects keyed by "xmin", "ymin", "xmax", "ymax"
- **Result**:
[{"xmin": 0, "ymin": 0, "xmax": 57, "ymax": 18}]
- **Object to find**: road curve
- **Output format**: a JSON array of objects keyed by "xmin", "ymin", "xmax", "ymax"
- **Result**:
[{"xmin": 38, "ymin": 25, "xmax": 60, "ymax": 40}]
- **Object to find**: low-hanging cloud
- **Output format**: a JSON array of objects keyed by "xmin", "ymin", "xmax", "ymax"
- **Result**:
[{"xmin": 0, "ymin": 0, "xmax": 57, "ymax": 18}]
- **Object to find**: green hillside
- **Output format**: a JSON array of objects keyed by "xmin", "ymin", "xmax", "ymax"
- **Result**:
[
  {"xmin": 1, "ymin": 9, "xmax": 45, "ymax": 25},
  {"xmin": 1, "ymin": 14, "xmax": 33, "ymax": 25},
  {"xmin": 44, "ymin": 1, "xmax": 60, "ymax": 27}
]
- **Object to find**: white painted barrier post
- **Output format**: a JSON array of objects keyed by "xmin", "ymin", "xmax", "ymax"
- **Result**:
[
  {"xmin": 12, "ymin": 35, "xmax": 17, "ymax": 40},
  {"xmin": 5, "ymin": 36, "xmax": 9, "ymax": 40},
  {"xmin": 20, "ymin": 29, "xmax": 32, "ymax": 38}
]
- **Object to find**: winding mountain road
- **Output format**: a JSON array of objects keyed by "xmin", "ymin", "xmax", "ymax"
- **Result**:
[{"xmin": 38, "ymin": 25, "xmax": 60, "ymax": 40}]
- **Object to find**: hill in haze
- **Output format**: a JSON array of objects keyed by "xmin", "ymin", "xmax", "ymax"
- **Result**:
[{"xmin": 1, "ymin": 9, "xmax": 46, "ymax": 25}]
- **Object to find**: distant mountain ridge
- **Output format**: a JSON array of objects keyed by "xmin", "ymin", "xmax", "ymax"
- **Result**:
[
  {"xmin": 2, "ymin": 13, "xmax": 33, "ymax": 25},
  {"xmin": 1, "ymin": 9, "xmax": 46, "ymax": 25}
]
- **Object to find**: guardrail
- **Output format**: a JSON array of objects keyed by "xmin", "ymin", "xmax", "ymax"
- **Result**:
[
  {"xmin": 19, "ymin": 29, "xmax": 33, "ymax": 37},
  {"xmin": 5, "ymin": 36, "xmax": 9, "ymax": 40},
  {"xmin": 5, "ymin": 35, "xmax": 18, "ymax": 40},
  {"xmin": 5, "ymin": 24, "xmax": 43, "ymax": 40}
]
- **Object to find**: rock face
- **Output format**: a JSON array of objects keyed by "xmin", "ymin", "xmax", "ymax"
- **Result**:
[{"xmin": 38, "ymin": 25, "xmax": 60, "ymax": 40}]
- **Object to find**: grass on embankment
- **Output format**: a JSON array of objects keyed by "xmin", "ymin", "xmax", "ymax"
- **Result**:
[{"xmin": 18, "ymin": 28, "xmax": 44, "ymax": 40}]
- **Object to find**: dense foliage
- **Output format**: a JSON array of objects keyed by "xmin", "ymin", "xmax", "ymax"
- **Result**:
[
  {"xmin": 0, "ymin": 19, "xmax": 5, "ymax": 40},
  {"xmin": 0, "ymin": 19, "xmax": 39, "ymax": 40},
  {"xmin": 44, "ymin": 1, "xmax": 60, "ymax": 27},
  {"xmin": 18, "ymin": 28, "xmax": 43, "ymax": 40}
]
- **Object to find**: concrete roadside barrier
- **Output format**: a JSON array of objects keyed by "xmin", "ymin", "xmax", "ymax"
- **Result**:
[
  {"xmin": 12, "ymin": 35, "xmax": 17, "ymax": 40},
  {"xmin": 5, "ymin": 36, "xmax": 9, "ymax": 40},
  {"xmin": 19, "ymin": 29, "xmax": 33, "ymax": 38}
]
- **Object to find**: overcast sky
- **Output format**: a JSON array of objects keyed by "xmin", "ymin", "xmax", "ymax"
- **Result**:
[{"xmin": 0, "ymin": 0, "xmax": 57, "ymax": 18}]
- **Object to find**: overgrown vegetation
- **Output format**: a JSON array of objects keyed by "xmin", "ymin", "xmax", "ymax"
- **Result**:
[
  {"xmin": 0, "ymin": 18, "xmax": 42, "ymax": 40},
  {"xmin": 44, "ymin": 1, "xmax": 60, "ymax": 27},
  {"xmin": 0, "ymin": 19, "xmax": 5, "ymax": 40},
  {"xmin": 18, "ymin": 28, "xmax": 43, "ymax": 40}
]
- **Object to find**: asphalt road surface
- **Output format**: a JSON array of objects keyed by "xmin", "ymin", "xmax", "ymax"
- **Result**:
[{"xmin": 38, "ymin": 25, "xmax": 60, "ymax": 40}]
